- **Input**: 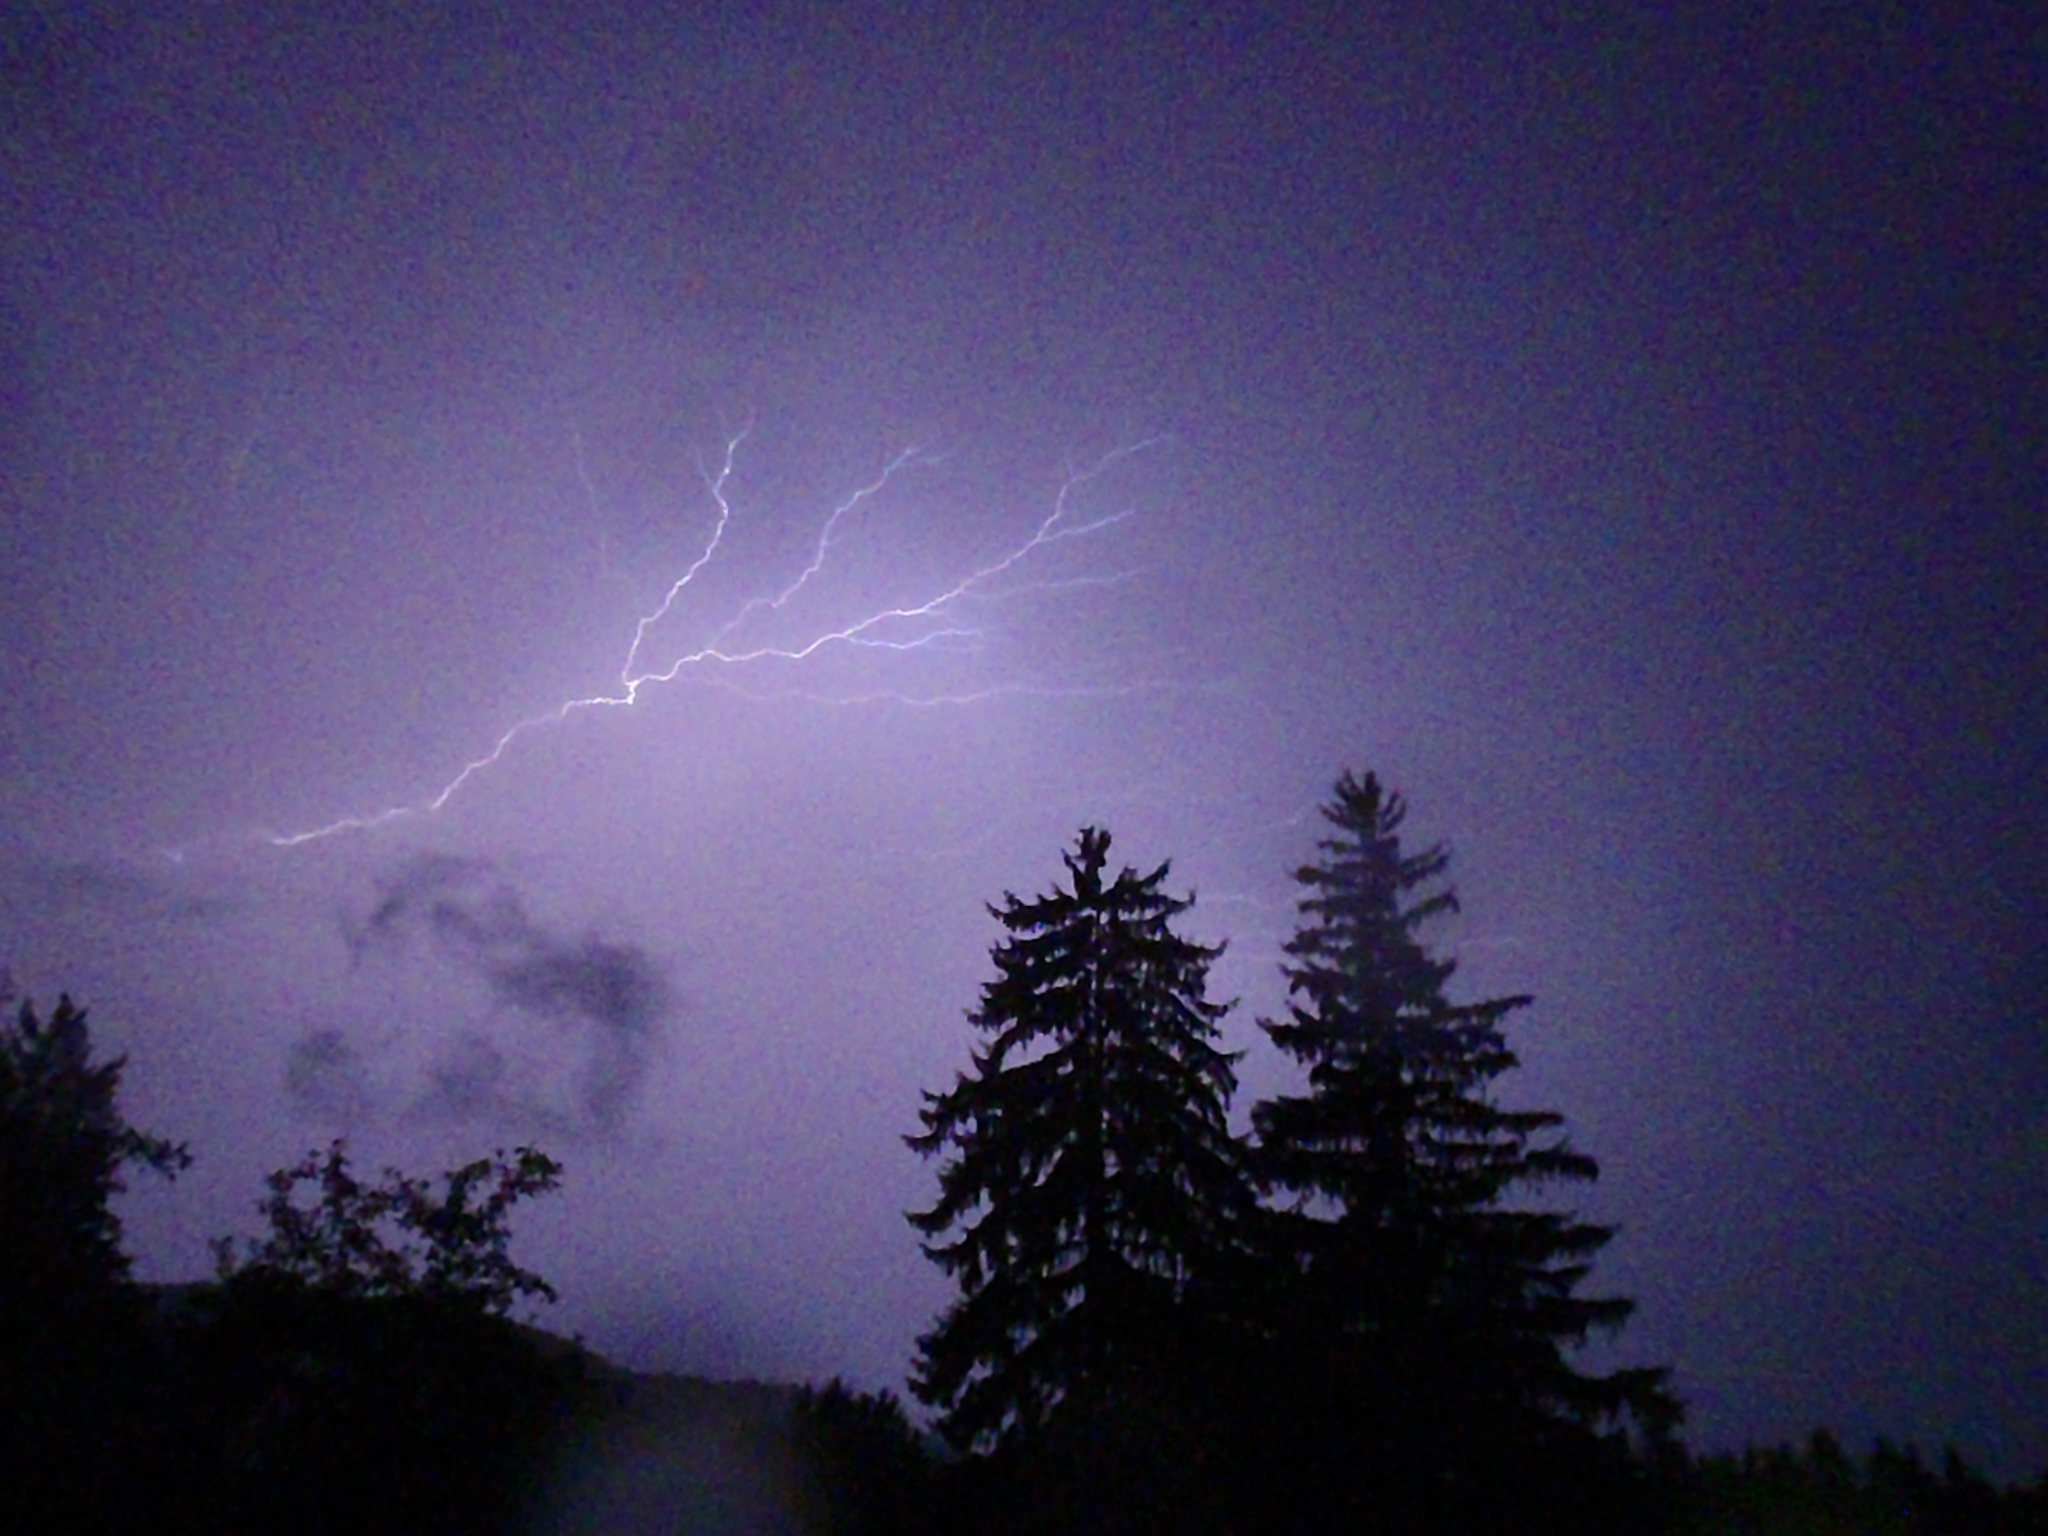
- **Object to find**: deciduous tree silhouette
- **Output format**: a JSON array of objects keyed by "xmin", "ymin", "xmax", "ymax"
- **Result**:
[
  {"xmin": 187, "ymin": 1141, "xmax": 575, "ymax": 1535},
  {"xmin": 1247, "ymin": 770, "xmax": 1675, "ymax": 1532},
  {"xmin": 1679, "ymin": 1431, "xmax": 2048, "ymax": 1535},
  {"xmin": 794, "ymin": 1377, "xmax": 936, "ymax": 1536},
  {"xmin": 212, "ymin": 1138, "xmax": 561, "ymax": 1315},
  {"xmin": 907, "ymin": 826, "xmax": 1252, "ymax": 1497}
]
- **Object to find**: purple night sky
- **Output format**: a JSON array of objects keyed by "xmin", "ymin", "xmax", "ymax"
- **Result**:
[{"xmin": 2, "ymin": 2, "xmax": 2041, "ymax": 1480}]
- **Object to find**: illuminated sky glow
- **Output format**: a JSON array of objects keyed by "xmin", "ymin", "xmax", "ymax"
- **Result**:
[{"xmin": 265, "ymin": 432, "xmax": 1161, "ymax": 845}]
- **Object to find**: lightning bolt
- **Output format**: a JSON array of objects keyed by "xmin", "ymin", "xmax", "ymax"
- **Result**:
[{"xmin": 266, "ymin": 433, "xmax": 1163, "ymax": 847}]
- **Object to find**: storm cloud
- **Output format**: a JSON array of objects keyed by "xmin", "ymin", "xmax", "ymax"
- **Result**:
[
  {"xmin": 328, "ymin": 854, "xmax": 671, "ymax": 1136},
  {"xmin": 283, "ymin": 1027, "xmax": 372, "ymax": 1124}
]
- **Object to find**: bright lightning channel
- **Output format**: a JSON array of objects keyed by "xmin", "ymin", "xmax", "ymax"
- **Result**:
[{"xmin": 266, "ymin": 435, "xmax": 1160, "ymax": 847}]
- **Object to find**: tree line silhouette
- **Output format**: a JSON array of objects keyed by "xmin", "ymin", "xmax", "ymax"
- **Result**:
[
  {"xmin": 0, "ymin": 979, "xmax": 577, "ymax": 1535},
  {"xmin": 3, "ymin": 768, "xmax": 2041, "ymax": 1533}
]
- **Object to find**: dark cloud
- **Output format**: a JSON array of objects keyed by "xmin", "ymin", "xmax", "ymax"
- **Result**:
[
  {"xmin": 344, "ymin": 854, "xmax": 670, "ymax": 1135},
  {"xmin": 489, "ymin": 938, "xmax": 667, "ymax": 1130},
  {"xmin": 14, "ymin": 856, "xmax": 232, "ymax": 927},
  {"xmin": 419, "ymin": 1031, "xmax": 511, "ymax": 1124},
  {"xmin": 284, "ymin": 1028, "xmax": 370, "ymax": 1124}
]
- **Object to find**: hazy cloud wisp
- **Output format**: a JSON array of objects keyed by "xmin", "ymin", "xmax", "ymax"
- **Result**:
[{"xmin": 297, "ymin": 855, "xmax": 671, "ymax": 1136}]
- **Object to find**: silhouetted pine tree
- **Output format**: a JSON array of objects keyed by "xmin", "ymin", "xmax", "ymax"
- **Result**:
[
  {"xmin": 1248, "ymin": 771, "xmax": 1674, "ymax": 1532},
  {"xmin": 907, "ymin": 826, "xmax": 1251, "ymax": 1517}
]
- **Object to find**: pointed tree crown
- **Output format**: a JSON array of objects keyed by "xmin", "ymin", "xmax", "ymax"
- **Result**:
[
  {"xmin": 907, "ymin": 827, "xmax": 1251, "ymax": 1452},
  {"xmin": 1251, "ymin": 770, "xmax": 1673, "ymax": 1433}
]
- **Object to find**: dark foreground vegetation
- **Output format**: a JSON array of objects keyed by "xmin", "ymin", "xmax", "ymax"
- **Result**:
[
  {"xmin": 0, "ymin": 1003, "xmax": 577, "ymax": 1535},
  {"xmin": 795, "ymin": 1379, "xmax": 2048, "ymax": 1536},
  {"xmin": 5, "ymin": 768, "xmax": 2041, "ymax": 1534}
]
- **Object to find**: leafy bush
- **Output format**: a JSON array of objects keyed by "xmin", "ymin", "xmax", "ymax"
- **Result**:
[{"xmin": 213, "ymin": 1138, "xmax": 560, "ymax": 1315}]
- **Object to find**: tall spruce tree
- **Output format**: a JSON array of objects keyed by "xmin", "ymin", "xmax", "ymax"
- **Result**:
[
  {"xmin": 1249, "ymin": 771, "xmax": 1672, "ymax": 1525},
  {"xmin": 907, "ymin": 827, "xmax": 1250, "ymax": 1462}
]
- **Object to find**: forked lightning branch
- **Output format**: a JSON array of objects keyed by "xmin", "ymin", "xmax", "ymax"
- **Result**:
[{"xmin": 267, "ymin": 434, "xmax": 1160, "ymax": 848}]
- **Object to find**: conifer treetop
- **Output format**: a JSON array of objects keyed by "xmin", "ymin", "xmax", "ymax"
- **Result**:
[{"xmin": 908, "ymin": 826, "xmax": 1251, "ymax": 1453}]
